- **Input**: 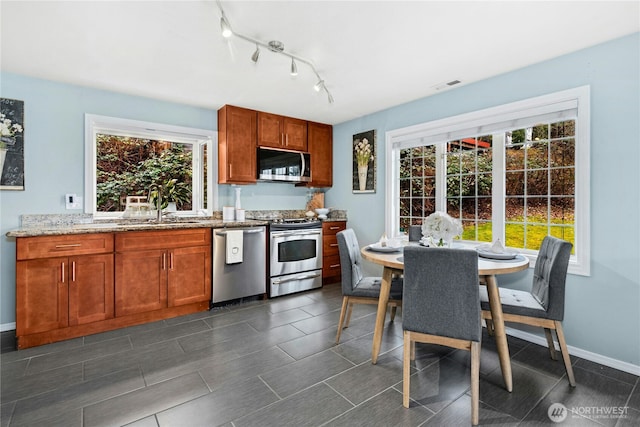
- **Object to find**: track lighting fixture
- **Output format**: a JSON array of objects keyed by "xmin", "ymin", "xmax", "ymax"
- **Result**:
[
  {"xmin": 251, "ymin": 44, "xmax": 260, "ymax": 63},
  {"xmin": 220, "ymin": 14, "xmax": 232, "ymax": 38},
  {"xmin": 216, "ymin": 1, "xmax": 333, "ymax": 104}
]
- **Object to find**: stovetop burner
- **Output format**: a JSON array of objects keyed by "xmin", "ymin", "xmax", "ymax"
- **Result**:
[{"xmin": 271, "ymin": 217, "xmax": 319, "ymax": 224}]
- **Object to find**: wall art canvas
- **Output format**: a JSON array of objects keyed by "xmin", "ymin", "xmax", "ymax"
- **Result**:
[
  {"xmin": 1, "ymin": 98, "xmax": 25, "ymax": 190},
  {"xmin": 352, "ymin": 129, "xmax": 376, "ymax": 193}
]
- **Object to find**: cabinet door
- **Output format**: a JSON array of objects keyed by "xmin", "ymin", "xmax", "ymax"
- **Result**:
[
  {"xmin": 307, "ymin": 122, "xmax": 333, "ymax": 187},
  {"xmin": 16, "ymin": 258, "xmax": 68, "ymax": 335},
  {"xmin": 218, "ymin": 105, "xmax": 257, "ymax": 184},
  {"xmin": 115, "ymin": 250, "xmax": 167, "ymax": 316},
  {"xmin": 68, "ymin": 254, "xmax": 114, "ymax": 326},
  {"xmin": 283, "ymin": 117, "xmax": 308, "ymax": 151},
  {"xmin": 257, "ymin": 112, "xmax": 284, "ymax": 148},
  {"xmin": 168, "ymin": 245, "xmax": 211, "ymax": 307}
]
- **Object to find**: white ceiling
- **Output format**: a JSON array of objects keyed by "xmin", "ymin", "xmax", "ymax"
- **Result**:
[{"xmin": 1, "ymin": 1, "xmax": 638, "ymax": 125}]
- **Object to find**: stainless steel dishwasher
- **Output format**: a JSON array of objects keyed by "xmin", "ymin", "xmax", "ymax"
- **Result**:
[{"xmin": 212, "ymin": 226, "xmax": 267, "ymax": 304}]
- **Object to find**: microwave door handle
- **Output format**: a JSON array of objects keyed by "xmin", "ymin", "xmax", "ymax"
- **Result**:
[{"xmin": 300, "ymin": 152, "xmax": 306, "ymax": 178}]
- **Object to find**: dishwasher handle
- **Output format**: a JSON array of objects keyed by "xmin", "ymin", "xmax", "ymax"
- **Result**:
[{"xmin": 215, "ymin": 228, "xmax": 264, "ymax": 236}]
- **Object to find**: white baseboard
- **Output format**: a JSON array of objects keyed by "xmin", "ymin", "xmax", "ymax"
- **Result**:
[
  {"xmin": 505, "ymin": 326, "xmax": 640, "ymax": 376},
  {"xmin": 1, "ymin": 322, "xmax": 16, "ymax": 332}
]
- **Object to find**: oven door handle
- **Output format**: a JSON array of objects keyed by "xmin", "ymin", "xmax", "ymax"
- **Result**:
[
  {"xmin": 272, "ymin": 272, "xmax": 322, "ymax": 285},
  {"xmin": 271, "ymin": 230, "xmax": 321, "ymax": 238}
]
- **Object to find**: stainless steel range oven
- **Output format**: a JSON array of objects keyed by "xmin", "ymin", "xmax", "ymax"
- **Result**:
[{"xmin": 269, "ymin": 219, "xmax": 322, "ymax": 297}]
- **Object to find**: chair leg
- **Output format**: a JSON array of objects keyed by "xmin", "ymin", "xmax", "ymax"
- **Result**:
[
  {"xmin": 390, "ymin": 305, "xmax": 397, "ymax": 321},
  {"xmin": 554, "ymin": 321, "xmax": 576, "ymax": 387},
  {"xmin": 470, "ymin": 341, "xmax": 480, "ymax": 426},
  {"xmin": 335, "ymin": 297, "xmax": 349, "ymax": 344},
  {"xmin": 410, "ymin": 340, "xmax": 416, "ymax": 361},
  {"xmin": 544, "ymin": 328, "xmax": 558, "ymax": 360},
  {"xmin": 485, "ymin": 318, "xmax": 495, "ymax": 336},
  {"xmin": 345, "ymin": 303, "xmax": 354, "ymax": 328},
  {"xmin": 403, "ymin": 331, "xmax": 411, "ymax": 408}
]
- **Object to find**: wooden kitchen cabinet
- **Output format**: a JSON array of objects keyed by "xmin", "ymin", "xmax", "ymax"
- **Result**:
[
  {"xmin": 322, "ymin": 221, "xmax": 346, "ymax": 284},
  {"xmin": 16, "ymin": 234, "xmax": 114, "ymax": 338},
  {"xmin": 115, "ymin": 229, "xmax": 211, "ymax": 316},
  {"xmin": 258, "ymin": 112, "xmax": 308, "ymax": 151},
  {"xmin": 307, "ymin": 121, "xmax": 333, "ymax": 187},
  {"xmin": 218, "ymin": 105, "xmax": 257, "ymax": 184},
  {"xmin": 15, "ymin": 228, "xmax": 212, "ymax": 349}
]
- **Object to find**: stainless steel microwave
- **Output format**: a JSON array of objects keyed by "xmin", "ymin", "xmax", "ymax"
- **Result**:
[{"xmin": 258, "ymin": 148, "xmax": 311, "ymax": 183}]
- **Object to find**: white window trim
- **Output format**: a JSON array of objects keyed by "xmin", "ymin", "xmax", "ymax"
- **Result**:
[
  {"xmin": 84, "ymin": 114, "xmax": 217, "ymax": 218},
  {"xmin": 385, "ymin": 86, "xmax": 590, "ymax": 276}
]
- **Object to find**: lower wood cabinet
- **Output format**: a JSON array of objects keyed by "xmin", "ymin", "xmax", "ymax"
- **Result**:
[
  {"xmin": 322, "ymin": 221, "xmax": 346, "ymax": 284},
  {"xmin": 115, "ymin": 233, "xmax": 211, "ymax": 316},
  {"xmin": 16, "ymin": 234, "xmax": 114, "ymax": 338},
  {"xmin": 15, "ymin": 229, "xmax": 211, "ymax": 349}
]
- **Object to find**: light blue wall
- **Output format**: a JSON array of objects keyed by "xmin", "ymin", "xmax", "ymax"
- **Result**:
[
  {"xmin": 0, "ymin": 74, "xmax": 309, "ymax": 326},
  {"xmin": 326, "ymin": 33, "xmax": 640, "ymax": 366},
  {"xmin": 2, "ymin": 33, "xmax": 638, "ymax": 368}
]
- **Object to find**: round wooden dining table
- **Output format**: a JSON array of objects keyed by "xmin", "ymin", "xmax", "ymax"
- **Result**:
[{"xmin": 360, "ymin": 242, "xmax": 529, "ymax": 392}]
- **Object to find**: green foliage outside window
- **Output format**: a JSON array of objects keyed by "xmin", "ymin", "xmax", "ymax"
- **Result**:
[{"xmin": 96, "ymin": 135, "xmax": 193, "ymax": 212}]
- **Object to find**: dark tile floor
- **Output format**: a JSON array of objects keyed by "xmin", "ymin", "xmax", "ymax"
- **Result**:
[{"xmin": 1, "ymin": 283, "xmax": 638, "ymax": 426}]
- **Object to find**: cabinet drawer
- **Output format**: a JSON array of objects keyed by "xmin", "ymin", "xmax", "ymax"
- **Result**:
[
  {"xmin": 116, "ymin": 228, "xmax": 211, "ymax": 252},
  {"xmin": 322, "ymin": 221, "xmax": 346, "ymax": 236},
  {"xmin": 17, "ymin": 233, "xmax": 114, "ymax": 260},
  {"xmin": 323, "ymin": 254, "xmax": 342, "ymax": 277},
  {"xmin": 323, "ymin": 236, "xmax": 340, "ymax": 257}
]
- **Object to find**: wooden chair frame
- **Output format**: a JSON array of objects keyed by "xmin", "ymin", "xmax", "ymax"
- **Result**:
[
  {"xmin": 483, "ymin": 312, "xmax": 575, "ymax": 386},
  {"xmin": 335, "ymin": 296, "xmax": 401, "ymax": 343},
  {"xmin": 403, "ymin": 330, "xmax": 481, "ymax": 425}
]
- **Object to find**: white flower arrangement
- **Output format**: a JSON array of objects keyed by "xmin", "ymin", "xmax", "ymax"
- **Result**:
[
  {"xmin": 0, "ymin": 112, "xmax": 23, "ymax": 149},
  {"xmin": 421, "ymin": 211, "xmax": 463, "ymax": 247},
  {"xmin": 354, "ymin": 137, "xmax": 373, "ymax": 167}
]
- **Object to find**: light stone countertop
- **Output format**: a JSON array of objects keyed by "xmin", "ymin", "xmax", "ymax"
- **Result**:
[{"xmin": 6, "ymin": 219, "xmax": 269, "ymax": 238}]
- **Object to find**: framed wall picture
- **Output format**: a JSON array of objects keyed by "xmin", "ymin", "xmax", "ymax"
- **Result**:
[
  {"xmin": 352, "ymin": 129, "xmax": 376, "ymax": 193},
  {"xmin": 1, "ymin": 98, "xmax": 25, "ymax": 190}
]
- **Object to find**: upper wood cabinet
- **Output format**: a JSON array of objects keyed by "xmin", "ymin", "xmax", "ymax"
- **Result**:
[
  {"xmin": 258, "ymin": 112, "xmax": 308, "ymax": 151},
  {"xmin": 218, "ymin": 105, "xmax": 257, "ymax": 184},
  {"xmin": 307, "ymin": 121, "xmax": 333, "ymax": 187}
]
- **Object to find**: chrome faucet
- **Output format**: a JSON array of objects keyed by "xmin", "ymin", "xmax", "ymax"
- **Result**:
[{"xmin": 148, "ymin": 184, "xmax": 163, "ymax": 222}]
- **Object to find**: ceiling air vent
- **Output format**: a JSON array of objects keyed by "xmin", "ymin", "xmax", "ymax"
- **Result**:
[{"xmin": 432, "ymin": 79, "xmax": 462, "ymax": 91}]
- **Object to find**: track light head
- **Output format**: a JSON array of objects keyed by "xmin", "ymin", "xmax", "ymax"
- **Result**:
[
  {"xmin": 251, "ymin": 45, "xmax": 260, "ymax": 63},
  {"xmin": 290, "ymin": 58, "xmax": 298, "ymax": 76},
  {"xmin": 314, "ymin": 80, "xmax": 324, "ymax": 92},
  {"xmin": 327, "ymin": 92, "xmax": 334, "ymax": 104},
  {"xmin": 220, "ymin": 15, "xmax": 232, "ymax": 38}
]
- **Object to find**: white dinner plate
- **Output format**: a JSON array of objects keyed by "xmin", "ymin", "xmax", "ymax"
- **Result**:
[
  {"xmin": 367, "ymin": 243, "xmax": 402, "ymax": 253},
  {"xmin": 476, "ymin": 244, "xmax": 519, "ymax": 260}
]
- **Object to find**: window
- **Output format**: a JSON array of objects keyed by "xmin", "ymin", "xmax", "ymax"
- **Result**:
[
  {"xmin": 386, "ymin": 86, "xmax": 589, "ymax": 275},
  {"xmin": 85, "ymin": 114, "xmax": 216, "ymax": 218}
]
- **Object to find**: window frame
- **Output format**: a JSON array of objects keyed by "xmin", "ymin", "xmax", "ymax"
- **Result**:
[
  {"xmin": 84, "ymin": 114, "xmax": 217, "ymax": 218},
  {"xmin": 385, "ymin": 86, "xmax": 590, "ymax": 276}
]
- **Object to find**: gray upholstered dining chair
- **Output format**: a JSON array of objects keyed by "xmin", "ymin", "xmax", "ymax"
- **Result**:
[
  {"xmin": 335, "ymin": 229, "xmax": 403, "ymax": 344},
  {"xmin": 480, "ymin": 235, "xmax": 575, "ymax": 387},
  {"xmin": 402, "ymin": 246, "xmax": 481, "ymax": 425}
]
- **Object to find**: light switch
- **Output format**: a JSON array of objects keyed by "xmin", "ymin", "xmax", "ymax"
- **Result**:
[{"xmin": 65, "ymin": 193, "xmax": 81, "ymax": 210}]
